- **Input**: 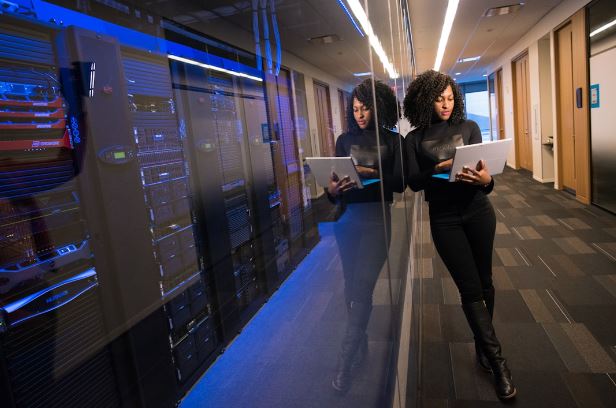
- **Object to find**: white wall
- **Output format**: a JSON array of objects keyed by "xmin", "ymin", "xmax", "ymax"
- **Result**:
[
  {"xmin": 538, "ymin": 37, "xmax": 555, "ymax": 181},
  {"xmin": 589, "ymin": 47, "xmax": 616, "ymax": 147},
  {"xmin": 486, "ymin": 0, "xmax": 592, "ymax": 185},
  {"xmin": 589, "ymin": 44, "xmax": 616, "ymax": 209},
  {"xmin": 528, "ymin": 41, "xmax": 542, "ymax": 175}
]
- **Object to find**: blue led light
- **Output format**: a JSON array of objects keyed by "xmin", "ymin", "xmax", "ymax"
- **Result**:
[
  {"xmin": 33, "ymin": 0, "xmax": 262, "ymax": 80},
  {"xmin": 70, "ymin": 116, "xmax": 81, "ymax": 144},
  {"xmin": 2, "ymin": 268, "xmax": 97, "ymax": 314},
  {"xmin": 10, "ymin": 282, "xmax": 98, "ymax": 326}
]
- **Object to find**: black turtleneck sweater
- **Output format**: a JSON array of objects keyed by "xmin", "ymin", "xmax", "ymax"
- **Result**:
[
  {"xmin": 405, "ymin": 119, "xmax": 494, "ymax": 203},
  {"xmin": 333, "ymin": 128, "xmax": 405, "ymax": 203}
]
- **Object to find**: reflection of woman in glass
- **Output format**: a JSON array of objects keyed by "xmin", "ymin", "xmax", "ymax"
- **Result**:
[
  {"xmin": 327, "ymin": 78, "xmax": 403, "ymax": 393},
  {"xmin": 403, "ymin": 70, "xmax": 516, "ymax": 400}
]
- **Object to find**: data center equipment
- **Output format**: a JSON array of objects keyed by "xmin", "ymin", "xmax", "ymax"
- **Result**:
[
  {"xmin": 170, "ymin": 60, "xmax": 270, "ymax": 339},
  {"xmin": 0, "ymin": 19, "xmax": 121, "ymax": 408},
  {"xmin": 0, "ymin": 1, "xmax": 321, "ymax": 406},
  {"xmin": 264, "ymin": 69, "xmax": 320, "ymax": 273},
  {"xmin": 120, "ymin": 48, "xmax": 219, "ymax": 387}
]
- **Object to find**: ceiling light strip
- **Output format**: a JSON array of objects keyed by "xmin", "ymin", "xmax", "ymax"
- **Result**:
[
  {"xmin": 345, "ymin": 0, "xmax": 399, "ymax": 79},
  {"xmin": 434, "ymin": 0, "xmax": 460, "ymax": 72},
  {"xmin": 337, "ymin": 0, "xmax": 365, "ymax": 37},
  {"xmin": 590, "ymin": 17, "xmax": 616, "ymax": 37},
  {"xmin": 167, "ymin": 55, "xmax": 263, "ymax": 82},
  {"xmin": 457, "ymin": 56, "xmax": 481, "ymax": 63}
]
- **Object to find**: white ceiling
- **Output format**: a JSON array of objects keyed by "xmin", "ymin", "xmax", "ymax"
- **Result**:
[
  {"xmin": 410, "ymin": 0, "xmax": 565, "ymax": 82},
  {"xmin": 143, "ymin": 0, "xmax": 566, "ymax": 86},
  {"xmin": 143, "ymin": 0, "xmax": 410, "ymax": 87}
]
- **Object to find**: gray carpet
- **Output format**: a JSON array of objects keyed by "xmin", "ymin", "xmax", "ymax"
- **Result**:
[
  {"xmin": 417, "ymin": 168, "xmax": 616, "ymax": 407},
  {"xmin": 179, "ymin": 167, "xmax": 616, "ymax": 407}
]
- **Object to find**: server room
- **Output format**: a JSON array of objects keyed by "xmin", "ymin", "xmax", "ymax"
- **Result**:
[
  {"xmin": 0, "ymin": 0, "xmax": 413, "ymax": 406},
  {"xmin": 1, "ymin": 1, "xmax": 615, "ymax": 407}
]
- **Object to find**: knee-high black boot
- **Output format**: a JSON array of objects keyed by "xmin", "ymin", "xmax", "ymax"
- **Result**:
[
  {"xmin": 332, "ymin": 301, "xmax": 372, "ymax": 393},
  {"xmin": 463, "ymin": 301, "xmax": 516, "ymax": 400},
  {"xmin": 475, "ymin": 288, "xmax": 495, "ymax": 371}
]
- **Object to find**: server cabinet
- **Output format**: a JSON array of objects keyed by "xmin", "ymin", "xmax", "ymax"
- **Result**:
[
  {"xmin": 120, "ymin": 49, "xmax": 218, "ymax": 390},
  {"xmin": 0, "ymin": 17, "xmax": 121, "ymax": 408},
  {"xmin": 264, "ymin": 68, "xmax": 316, "ymax": 274},
  {"xmin": 60, "ymin": 26, "xmax": 179, "ymax": 407},
  {"xmin": 171, "ymin": 60, "xmax": 278, "ymax": 340},
  {"xmin": 239, "ymin": 78, "xmax": 290, "ymax": 286},
  {"xmin": 1, "ymin": 3, "xmax": 323, "ymax": 404}
]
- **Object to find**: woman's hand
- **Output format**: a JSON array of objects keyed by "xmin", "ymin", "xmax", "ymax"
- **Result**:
[
  {"xmin": 327, "ymin": 171, "xmax": 357, "ymax": 197},
  {"xmin": 455, "ymin": 159, "xmax": 492, "ymax": 186},
  {"xmin": 434, "ymin": 159, "xmax": 453, "ymax": 173},
  {"xmin": 355, "ymin": 165, "xmax": 379, "ymax": 178}
]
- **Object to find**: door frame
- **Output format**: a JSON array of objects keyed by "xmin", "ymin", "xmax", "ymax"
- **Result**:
[
  {"xmin": 313, "ymin": 80, "xmax": 335, "ymax": 157},
  {"xmin": 488, "ymin": 68, "xmax": 505, "ymax": 141},
  {"xmin": 554, "ymin": 20, "xmax": 575, "ymax": 192},
  {"xmin": 496, "ymin": 68, "xmax": 505, "ymax": 140},
  {"xmin": 552, "ymin": 8, "xmax": 591, "ymax": 203}
]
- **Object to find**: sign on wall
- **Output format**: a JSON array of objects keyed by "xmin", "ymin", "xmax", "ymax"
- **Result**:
[{"xmin": 590, "ymin": 84, "xmax": 600, "ymax": 108}]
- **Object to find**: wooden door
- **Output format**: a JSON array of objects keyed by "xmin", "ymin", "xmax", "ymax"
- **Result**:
[
  {"xmin": 556, "ymin": 23, "xmax": 576, "ymax": 191},
  {"xmin": 496, "ymin": 69, "xmax": 505, "ymax": 140},
  {"xmin": 513, "ymin": 54, "xmax": 533, "ymax": 171},
  {"xmin": 313, "ymin": 81, "xmax": 335, "ymax": 157}
]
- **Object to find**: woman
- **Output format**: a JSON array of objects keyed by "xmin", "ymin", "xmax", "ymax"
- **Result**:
[
  {"xmin": 327, "ymin": 78, "xmax": 404, "ymax": 393},
  {"xmin": 403, "ymin": 70, "xmax": 516, "ymax": 399}
]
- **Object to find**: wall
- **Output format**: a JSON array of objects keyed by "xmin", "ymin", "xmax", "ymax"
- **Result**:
[
  {"xmin": 528, "ymin": 42, "xmax": 542, "ymax": 176},
  {"xmin": 589, "ymin": 43, "xmax": 616, "ymax": 211},
  {"xmin": 538, "ymin": 37, "xmax": 555, "ymax": 181},
  {"xmin": 486, "ymin": 0, "xmax": 591, "ymax": 186}
]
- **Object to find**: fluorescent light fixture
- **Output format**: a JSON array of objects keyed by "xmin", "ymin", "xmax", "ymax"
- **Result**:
[
  {"xmin": 455, "ymin": 72, "xmax": 461, "ymax": 75},
  {"xmin": 590, "ymin": 17, "xmax": 616, "ymax": 37},
  {"xmin": 482, "ymin": 74, "xmax": 487, "ymax": 77},
  {"xmin": 337, "ymin": 0, "xmax": 365, "ymax": 37},
  {"xmin": 308, "ymin": 34, "xmax": 341, "ymax": 44},
  {"xmin": 168, "ymin": 54, "xmax": 263, "ymax": 82},
  {"xmin": 434, "ymin": 0, "xmax": 460, "ymax": 72},
  {"xmin": 353, "ymin": 72, "xmax": 372, "ymax": 77},
  {"xmin": 345, "ymin": 0, "xmax": 399, "ymax": 79},
  {"xmin": 484, "ymin": 3, "xmax": 524, "ymax": 17},
  {"xmin": 457, "ymin": 56, "xmax": 481, "ymax": 63}
]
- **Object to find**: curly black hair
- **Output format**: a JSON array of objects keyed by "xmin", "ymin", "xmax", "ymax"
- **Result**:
[
  {"xmin": 346, "ymin": 78, "xmax": 400, "ymax": 133},
  {"xmin": 402, "ymin": 70, "xmax": 465, "ymax": 130}
]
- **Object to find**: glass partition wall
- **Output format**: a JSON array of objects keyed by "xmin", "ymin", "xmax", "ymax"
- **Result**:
[{"xmin": 0, "ymin": 1, "xmax": 421, "ymax": 407}]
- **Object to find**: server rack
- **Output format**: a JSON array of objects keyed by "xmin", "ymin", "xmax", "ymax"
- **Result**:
[
  {"xmin": 171, "ymin": 61, "xmax": 271, "ymax": 340},
  {"xmin": 60, "ymin": 26, "xmax": 180, "ymax": 407},
  {"xmin": 1, "ymin": 2, "xmax": 323, "ymax": 404},
  {"xmin": 239, "ymin": 78, "xmax": 289, "ymax": 286},
  {"xmin": 0, "ymin": 18, "xmax": 120, "ymax": 408},
  {"xmin": 120, "ymin": 49, "xmax": 218, "ymax": 387},
  {"xmin": 264, "ymin": 68, "xmax": 318, "ymax": 274},
  {"xmin": 290, "ymin": 71, "xmax": 320, "ymax": 254}
]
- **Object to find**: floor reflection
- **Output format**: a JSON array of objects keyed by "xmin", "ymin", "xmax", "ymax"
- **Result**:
[{"xmin": 180, "ymin": 221, "xmax": 396, "ymax": 408}]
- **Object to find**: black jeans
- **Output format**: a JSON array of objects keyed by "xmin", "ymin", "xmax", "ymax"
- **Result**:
[
  {"xmin": 334, "ymin": 202, "xmax": 392, "ymax": 305},
  {"xmin": 429, "ymin": 193, "xmax": 496, "ymax": 304}
]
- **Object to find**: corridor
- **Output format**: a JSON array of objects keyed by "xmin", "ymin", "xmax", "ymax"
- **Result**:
[{"xmin": 418, "ymin": 168, "xmax": 616, "ymax": 407}]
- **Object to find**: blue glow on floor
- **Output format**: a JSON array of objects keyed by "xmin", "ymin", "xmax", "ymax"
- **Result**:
[{"xmin": 180, "ymin": 223, "xmax": 336, "ymax": 407}]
